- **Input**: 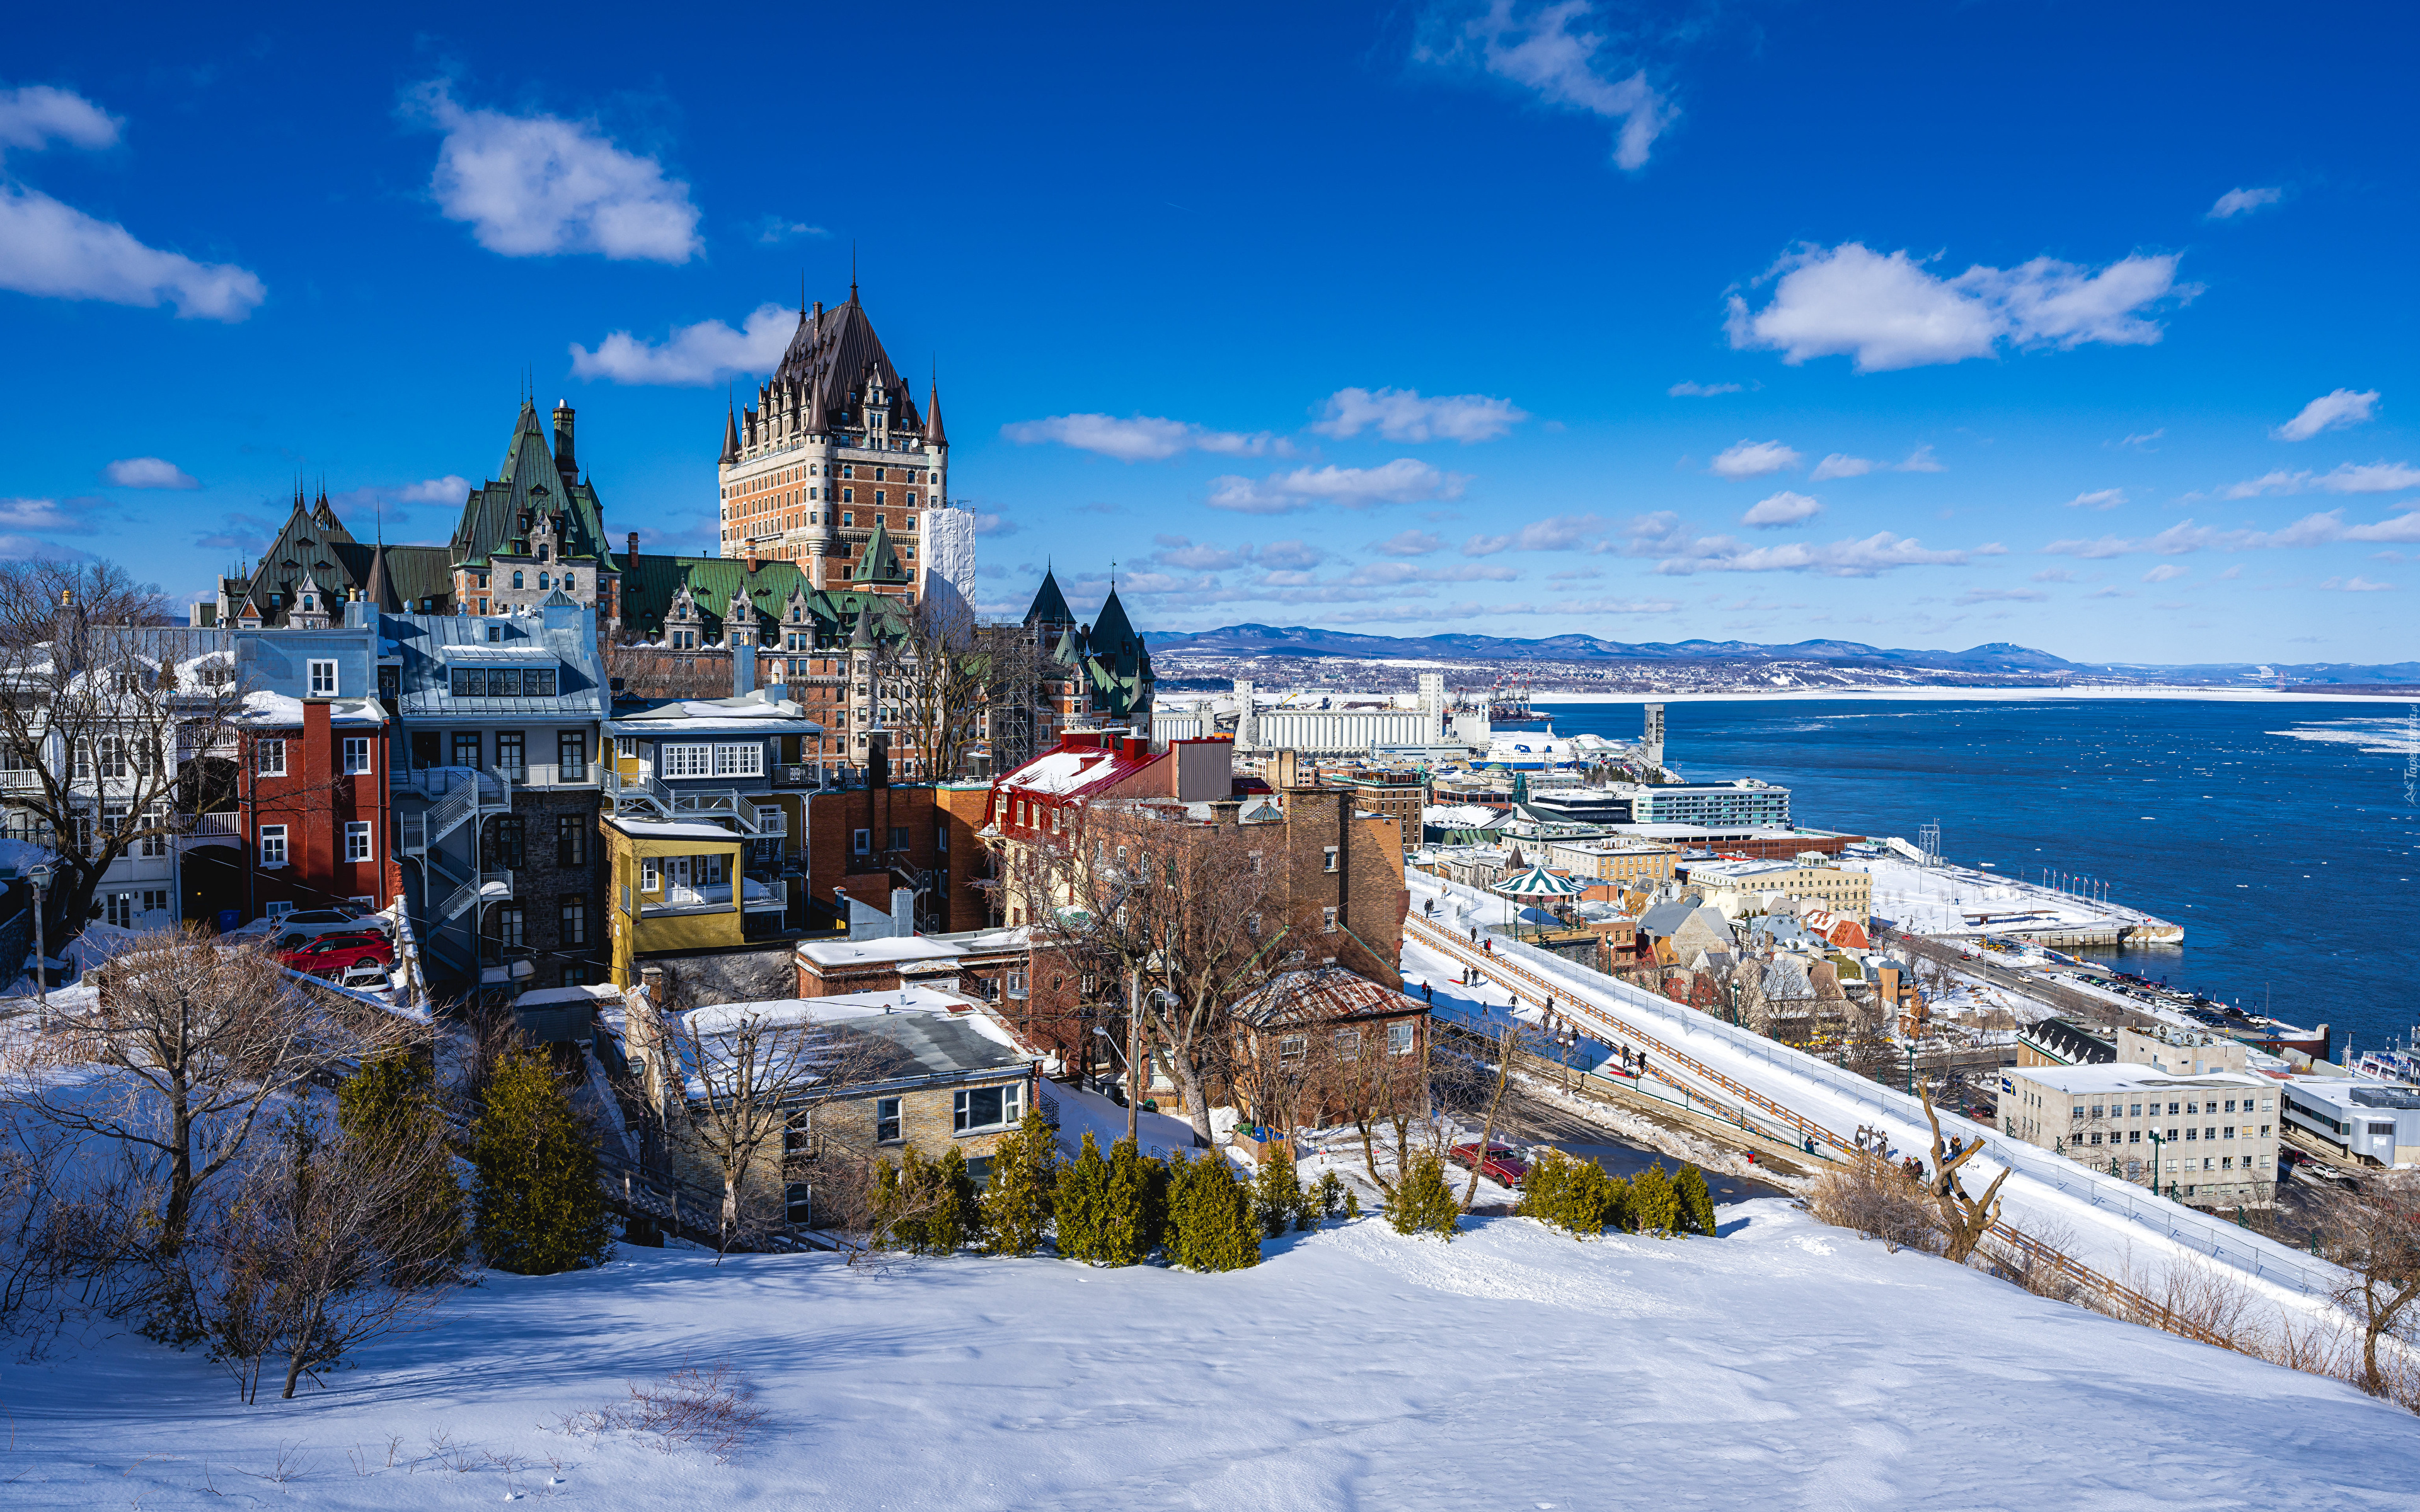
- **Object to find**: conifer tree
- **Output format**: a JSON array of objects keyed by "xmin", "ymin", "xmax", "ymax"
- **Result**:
[
  {"xmin": 1676, "ymin": 1164, "xmax": 1719, "ymax": 1237},
  {"xmin": 338, "ymin": 1048, "xmax": 466, "ymax": 1278},
  {"xmin": 981, "ymin": 1110, "xmax": 1058, "ymax": 1256},
  {"xmin": 1055, "ymin": 1131, "xmax": 1112, "ymax": 1263},
  {"xmin": 1166, "ymin": 1152, "xmax": 1260, "ymax": 1271},
  {"xmin": 1254, "ymin": 1151, "xmax": 1304, "ymax": 1239},
  {"xmin": 1389, "ymin": 1150, "xmax": 1461, "ymax": 1240},
  {"xmin": 1631, "ymin": 1160, "xmax": 1681, "ymax": 1238},
  {"xmin": 472, "ymin": 1048, "xmax": 609, "ymax": 1274},
  {"xmin": 1102, "ymin": 1137, "xmax": 1165, "ymax": 1264},
  {"xmin": 1316, "ymin": 1170, "xmax": 1345, "ymax": 1222}
]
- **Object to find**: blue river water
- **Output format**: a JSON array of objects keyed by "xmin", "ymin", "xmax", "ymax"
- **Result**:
[{"xmin": 1535, "ymin": 698, "xmax": 2420, "ymax": 1057}]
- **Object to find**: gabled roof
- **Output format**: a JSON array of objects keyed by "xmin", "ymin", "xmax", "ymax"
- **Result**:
[
  {"xmin": 1231, "ymin": 966, "xmax": 1422, "ymax": 1029},
  {"xmin": 618, "ymin": 553, "xmax": 908, "ymax": 644},
  {"xmin": 1024, "ymin": 568, "xmax": 1073, "ymax": 627},
  {"xmin": 851, "ymin": 513, "xmax": 911, "ymax": 585},
  {"xmin": 448, "ymin": 401, "xmax": 618, "ymax": 574},
  {"xmin": 769, "ymin": 294, "xmax": 925, "ymax": 434}
]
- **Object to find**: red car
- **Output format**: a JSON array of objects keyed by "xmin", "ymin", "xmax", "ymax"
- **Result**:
[
  {"xmin": 276, "ymin": 931, "xmax": 395, "ymax": 977},
  {"xmin": 1448, "ymin": 1142, "xmax": 1530, "ymax": 1188}
]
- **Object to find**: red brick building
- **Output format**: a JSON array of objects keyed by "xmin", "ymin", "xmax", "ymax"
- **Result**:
[{"xmin": 239, "ymin": 696, "xmax": 400, "ymax": 924}]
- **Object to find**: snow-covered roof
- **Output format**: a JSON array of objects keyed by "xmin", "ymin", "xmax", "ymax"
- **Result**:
[
  {"xmin": 232, "ymin": 690, "xmax": 386, "ymax": 728},
  {"xmin": 797, "ymin": 937, "xmax": 966, "ymax": 968},
  {"xmin": 434, "ymin": 643, "xmax": 562, "ymax": 662},
  {"xmin": 516, "ymin": 984, "xmax": 623, "ymax": 1009},
  {"xmin": 2012, "ymin": 1064, "xmax": 2271, "ymax": 1094},
  {"xmin": 609, "ymin": 818, "xmax": 746, "ymax": 842}
]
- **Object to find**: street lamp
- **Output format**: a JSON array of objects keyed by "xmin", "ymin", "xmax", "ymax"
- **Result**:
[
  {"xmin": 1904, "ymin": 1043, "xmax": 1916, "ymax": 1096},
  {"xmin": 28, "ymin": 862, "xmax": 52, "ymax": 1026},
  {"xmin": 2148, "ymin": 1130, "xmax": 2164, "ymax": 1195}
]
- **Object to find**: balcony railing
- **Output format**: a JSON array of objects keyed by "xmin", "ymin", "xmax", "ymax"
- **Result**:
[{"xmin": 185, "ymin": 810, "xmax": 241, "ymax": 837}]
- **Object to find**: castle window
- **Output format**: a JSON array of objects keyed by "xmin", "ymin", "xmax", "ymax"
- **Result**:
[
  {"xmin": 875, "ymin": 491, "xmax": 885, "ymax": 507},
  {"xmin": 562, "ymin": 574, "xmax": 575, "ymax": 593},
  {"xmin": 512, "ymin": 571, "xmax": 524, "ymax": 588},
  {"xmin": 874, "ymin": 467, "xmax": 886, "ymax": 482},
  {"xmin": 841, "ymin": 464, "xmax": 854, "ymax": 479},
  {"xmin": 537, "ymin": 544, "xmax": 551, "ymax": 561},
  {"xmin": 842, "ymin": 512, "xmax": 853, "ymax": 527},
  {"xmin": 536, "ymin": 573, "xmax": 549, "ymax": 590},
  {"xmin": 842, "ymin": 489, "xmax": 853, "ymax": 503}
]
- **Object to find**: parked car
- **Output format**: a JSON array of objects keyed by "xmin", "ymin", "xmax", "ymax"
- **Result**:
[
  {"xmin": 276, "ymin": 931, "xmax": 395, "ymax": 978},
  {"xmin": 267, "ymin": 906, "xmax": 394, "ymax": 941},
  {"xmin": 1448, "ymin": 1141, "xmax": 1531, "ymax": 1188}
]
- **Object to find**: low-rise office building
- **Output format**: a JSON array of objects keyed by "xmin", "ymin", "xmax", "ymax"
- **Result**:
[
  {"xmin": 2001, "ymin": 1063, "xmax": 2280, "ymax": 1203},
  {"xmin": 1683, "ymin": 856, "xmax": 1872, "ymax": 924},
  {"xmin": 1545, "ymin": 839, "xmax": 1678, "ymax": 885},
  {"xmin": 2280, "ymin": 1079, "xmax": 2420, "ymax": 1168}
]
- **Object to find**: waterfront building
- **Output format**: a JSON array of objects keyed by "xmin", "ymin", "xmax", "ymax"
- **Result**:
[
  {"xmin": 2279, "ymin": 1079, "xmax": 2420, "ymax": 1168},
  {"xmin": 2001, "ymin": 1063, "xmax": 2278, "ymax": 1204},
  {"xmin": 1544, "ymin": 839, "xmax": 1678, "ymax": 885},
  {"xmin": 1683, "ymin": 856, "xmax": 1873, "ymax": 924},
  {"xmin": 1327, "ymin": 769, "xmax": 1426, "ymax": 857},
  {"xmin": 1627, "ymin": 779, "xmax": 1790, "ymax": 828}
]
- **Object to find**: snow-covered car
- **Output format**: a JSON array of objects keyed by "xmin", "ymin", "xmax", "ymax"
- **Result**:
[
  {"xmin": 269, "ymin": 906, "xmax": 394, "ymax": 939},
  {"xmin": 275, "ymin": 931, "xmax": 395, "ymax": 978},
  {"xmin": 1448, "ymin": 1142, "xmax": 1530, "ymax": 1188},
  {"xmin": 337, "ymin": 962, "xmax": 392, "ymax": 991}
]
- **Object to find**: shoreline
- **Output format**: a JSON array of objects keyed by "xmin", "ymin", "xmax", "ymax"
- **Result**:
[{"xmin": 1523, "ymin": 686, "xmax": 2415, "ymax": 706}]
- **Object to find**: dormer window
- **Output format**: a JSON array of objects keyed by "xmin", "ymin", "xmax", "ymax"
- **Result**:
[{"xmin": 538, "ymin": 544, "xmax": 551, "ymax": 561}]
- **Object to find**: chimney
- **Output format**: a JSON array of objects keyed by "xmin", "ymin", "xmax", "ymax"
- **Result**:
[
  {"xmin": 626, "ymin": 531, "xmax": 639, "ymax": 562},
  {"xmin": 746, "ymin": 553, "xmax": 761, "ymax": 575},
  {"xmin": 732, "ymin": 639, "xmax": 757, "ymax": 698},
  {"xmin": 552, "ymin": 400, "xmax": 577, "ymax": 475}
]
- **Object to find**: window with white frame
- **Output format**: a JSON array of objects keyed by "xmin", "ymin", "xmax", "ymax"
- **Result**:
[
  {"xmin": 342, "ymin": 736, "xmax": 372, "ymax": 774},
  {"xmin": 660, "ymin": 744, "xmax": 713, "ymax": 777},
  {"xmin": 1278, "ymin": 1035, "xmax": 1306, "ymax": 1063},
  {"xmin": 952, "ymin": 1082, "xmax": 1024, "ymax": 1134},
  {"xmin": 265, "ymin": 899, "xmax": 295, "ymax": 920},
  {"xmin": 1322, "ymin": 905, "xmax": 1339, "ymax": 933},
  {"xmin": 141, "ymin": 889, "xmax": 168, "ymax": 916},
  {"xmin": 308, "ymin": 660, "xmax": 338, "ymax": 697},
  {"xmin": 1388, "ymin": 1021, "xmax": 1415, "ymax": 1057},
  {"xmin": 640, "ymin": 857, "xmax": 660, "ymax": 892},
  {"xmin": 852, "ymin": 828, "xmax": 870, "ymax": 856},
  {"xmin": 345, "ymin": 821, "xmax": 372, "ymax": 862},
  {"xmin": 256, "ymin": 739, "xmax": 287, "ymax": 777},
  {"xmin": 139, "ymin": 802, "xmax": 168, "ymax": 857},
  {"xmin": 875, "ymin": 1097, "xmax": 902, "ymax": 1143},
  {"xmin": 1322, "ymin": 845, "xmax": 1339, "ymax": 873},
  {"xmin": 260, "ymin": 825, "xmax": 287, "ymax": 866},
  {"xmin": 712, "ymin": 743, "xmax": 764, "ymax": 777},
  {"xmin": 1335, "ymin": 1028, "xmax": 1362, "ymax": 1062}
]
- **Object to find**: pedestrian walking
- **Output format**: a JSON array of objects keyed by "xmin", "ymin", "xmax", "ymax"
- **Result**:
[{"xmin": 1423, "ymin": 982, "xmax": 1434, "ymax": 1004}]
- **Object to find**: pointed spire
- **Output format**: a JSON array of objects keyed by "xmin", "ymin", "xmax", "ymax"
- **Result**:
[
  {"xmin": 799, "ymin": 270, "xmax": 807, "ymax": 326},
  {"xmin": 805, "ymin": 374, "xmax": 827, "ymax": 433},
  {"xmin": 850, "ymin": 241, "xmax": 858, "ymax": 304},
  {"xmin": 722, "ymin": 397, "xmax": 740, "ymax": 464},
  {"xmin": 925, "ymin": 375, "xmax": 947, "ymax": 449}
]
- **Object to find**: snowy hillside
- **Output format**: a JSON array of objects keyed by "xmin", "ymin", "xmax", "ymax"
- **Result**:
[{"xmin": 5, "ymin": 1201, "xmax": 2409, "ymax": 1508}]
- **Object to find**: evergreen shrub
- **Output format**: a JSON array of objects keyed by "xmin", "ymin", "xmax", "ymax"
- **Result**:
[
  {"xmin": 1316, "ymin": 1171, "xmax": 1345, "ymax": 1222},
  {"xmin": 1674, "ymin": 1164, "xmax": 1720, "ymax": 1237},
  {"xmin": 1388, "ymin": 1150, "xmax": 1461, "ymax": 1240},
  {"xmin": 1515, "ymin": 1149, "xmax": 1632, "ymax": 1239},
  {"xmin": 875, "ymin": 1147, "xmax": 981, "ymax": 1254},
  {"xmin": 1165, "ymin": 1152, "xmax": 1260, "ymax": 1271},
  {"xmin": 338, "ymin": 1048, "xmax": 468, "ymax": 1276},
  {"xmin": 1104, "ymin": 1137, "xmax": 1167, "ymax": 1264},
  {"xmin": 473, "ymin": 1048, "xmax": 609, "ymax": 1274},
  {"xmin": 981, "ymin": 1110, "xmax": 1058, "ymax": 1256},
  {"xmin": 1055, "ymin": 1131, "xmax": 1112, "ymax": 1263},
  {"xmin": 1253, "ymin": 1152, "xmax": 1303, "ymax": 1239},
  {"xmin": 1631, "ymin": 1160, "xmax": 1681, "ymax": 1238}
]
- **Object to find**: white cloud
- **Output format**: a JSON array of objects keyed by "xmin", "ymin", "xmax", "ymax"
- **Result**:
[
  {"xmin": 1421, "ymin": 1, "xmax": 1676, "ymax": 170},
  {"xmin": 2043, "ymin": 508, "xmax": 2420, "ymax": 559},
  {"xmin": 0, "ymin": 534, "xmax": 87, "ymax": 562},
  {"xmin": 1001, "ymin": 413, "xmax": 1284, "ymax": 462},
  {"xmin": 1709, "ymin": 439, "xmax": 1801, "ymax": 479},
  {"xmin": 1373, "ymin": 529, "xmax": 1444, "ymax": 557},
  {"xmin": 2119, "ymin": 429, "xmax": 2164, "ymax": 450},
  {"xmin": 971, "ymin": 512, "xmax": 1017, "ymax": 537},
  {"xmin": 1625, "ymin": 512, "xmax": 1966, "ymax": 577},
  {"xmin": 1809, "ymin": 444, "xmax": 1942, "ymax": 481},
  {"xmin": 0, "ymin": 84, "xmax": 120, "ymax": 151},
  {"xmin": 570, "ymin": 304, "xmax": 793, "ymax": 386},
  {"xmin": 405, "ymin": 80, "xmax": 701, "ymax": 262},
  {"xmin": 0, "ymin": 497, "xmax": 95, "ymax": 534},
  {"xmin": 1463, "ymin": 512, "xmax": 1608, "ymax": 556},
  {"xmin": 2223, "ymin": 461, "xmax": 2420, "ymax": 498},
  {"xmin": 2032, "ymin": 568, "xmax": 2076, "ymax": 582},
  {"xmin": 1809, "ymin": 454, "xmax": 1873, "ymax": 481},
  {"xmin": 1668, "ymin": 381, "xmax": 1743, "ymax": 397},
  {"xmin": 1958, "ymin": 588, "xmax": 2047, "ymax": 605},
  {"xmin": 397, "ymin": 475, "xmax": 472, "ymax": 505},
  {"xmin": 1725, "ymin": 242, "xmax": 2192, "ymax": 373},
  {"xmin": 2207, "ymin": 186, "xmax": 2283, "ymax": 220},
  {"xmin": 2066, "ymin": 488, "xmax": 2126, "ymax": 511},
  {"xmin": 1742, "ymin": 491, "xmax": 1822, "ymax": 529},
  {"xmin": 2141, "ymin": 563, "xmax": 2189, "ymax": 583},
  {"xmin": 1312, "ymin": 386, "xmax": 1526, "ymax": 443},
  {"xmin": 756, "ymin": 217, "xmax": 830, "ymax": 243},
  {"xmin": 101, "ymin": 457, "xmax": 197, "ymax": 490},
  {"xmin": 2320, "ymin": 575, "xmax": 2394, "ymax": 592},
  {"xmin": 2273, "ymin": 388, "xmax": 2380, "ymax": 442},
  {"xmin": 0, "ymin": 85, "xmax": 264, "ymax": 322},
  {"xmin": 1205, "ymin": 459, "xmax": 1465, "ymax": 514}
]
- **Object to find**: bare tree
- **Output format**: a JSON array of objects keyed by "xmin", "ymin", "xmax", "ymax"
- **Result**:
[
  {"xmin": 205, "ymin": 1106, "xmax": 465, "ymax": 1402},
  {"xmin": 1457, "ymin": 1026, "xmax": 1517, "ymax": 1213},
  {"xmin": 2315, "ymin": 1171, "xmax": 2420, "ymax": 1399},
  {"xmin": 21, "ymin": 934, "xmax": 410, "ymax": 1252},
  {"xmin": 677, "ymin": 1004, "xmax": 832, "ymax": 1254},
  {"xmin": 0, "ymin": 576, "xmax": 241, "ymax": 944},
  {"xmin": 1920, "ymin": 1086, "xmax": 2008, "ymax": 1264},
  {"xmin": 1006, "ymin": 801, "xmax": 1299, "ymax": 1142}
]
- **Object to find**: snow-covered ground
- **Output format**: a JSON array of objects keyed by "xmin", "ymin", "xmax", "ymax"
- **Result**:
[
  {"xmin": 1843, "ymin": 855, "xmax": 2175, "ymax": 941},
  {"xmin": 1404, "ymin": 871, "xmax": 2341, "ymax": 1316},
  {"xmin": 6, "ymin": 1202, "xmax": 2409, "ymax": 1509}
]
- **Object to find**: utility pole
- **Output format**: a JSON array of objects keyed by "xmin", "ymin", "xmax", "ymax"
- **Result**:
[
  {"xmin": 30, "ymin": 863, "xmax": 51, "ymax": 1029},
  {"xmin": 1127, "ymin": 969, "xmax": 1141, "ymax": 1146}
]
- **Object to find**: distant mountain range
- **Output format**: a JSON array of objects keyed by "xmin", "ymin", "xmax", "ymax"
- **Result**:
[
  {"xmin": 1143, "ymin": 624, "xmax": 2420, "ymax": 685},
  {"xmin": 1146, "ymin": 624, "xmax": 2075, "ymax": 669}
]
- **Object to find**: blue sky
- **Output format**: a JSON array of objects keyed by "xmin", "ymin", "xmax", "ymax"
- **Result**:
[{"xmin": 2, "ymin": 1, "xmax": 2414, "ymax": 664}]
